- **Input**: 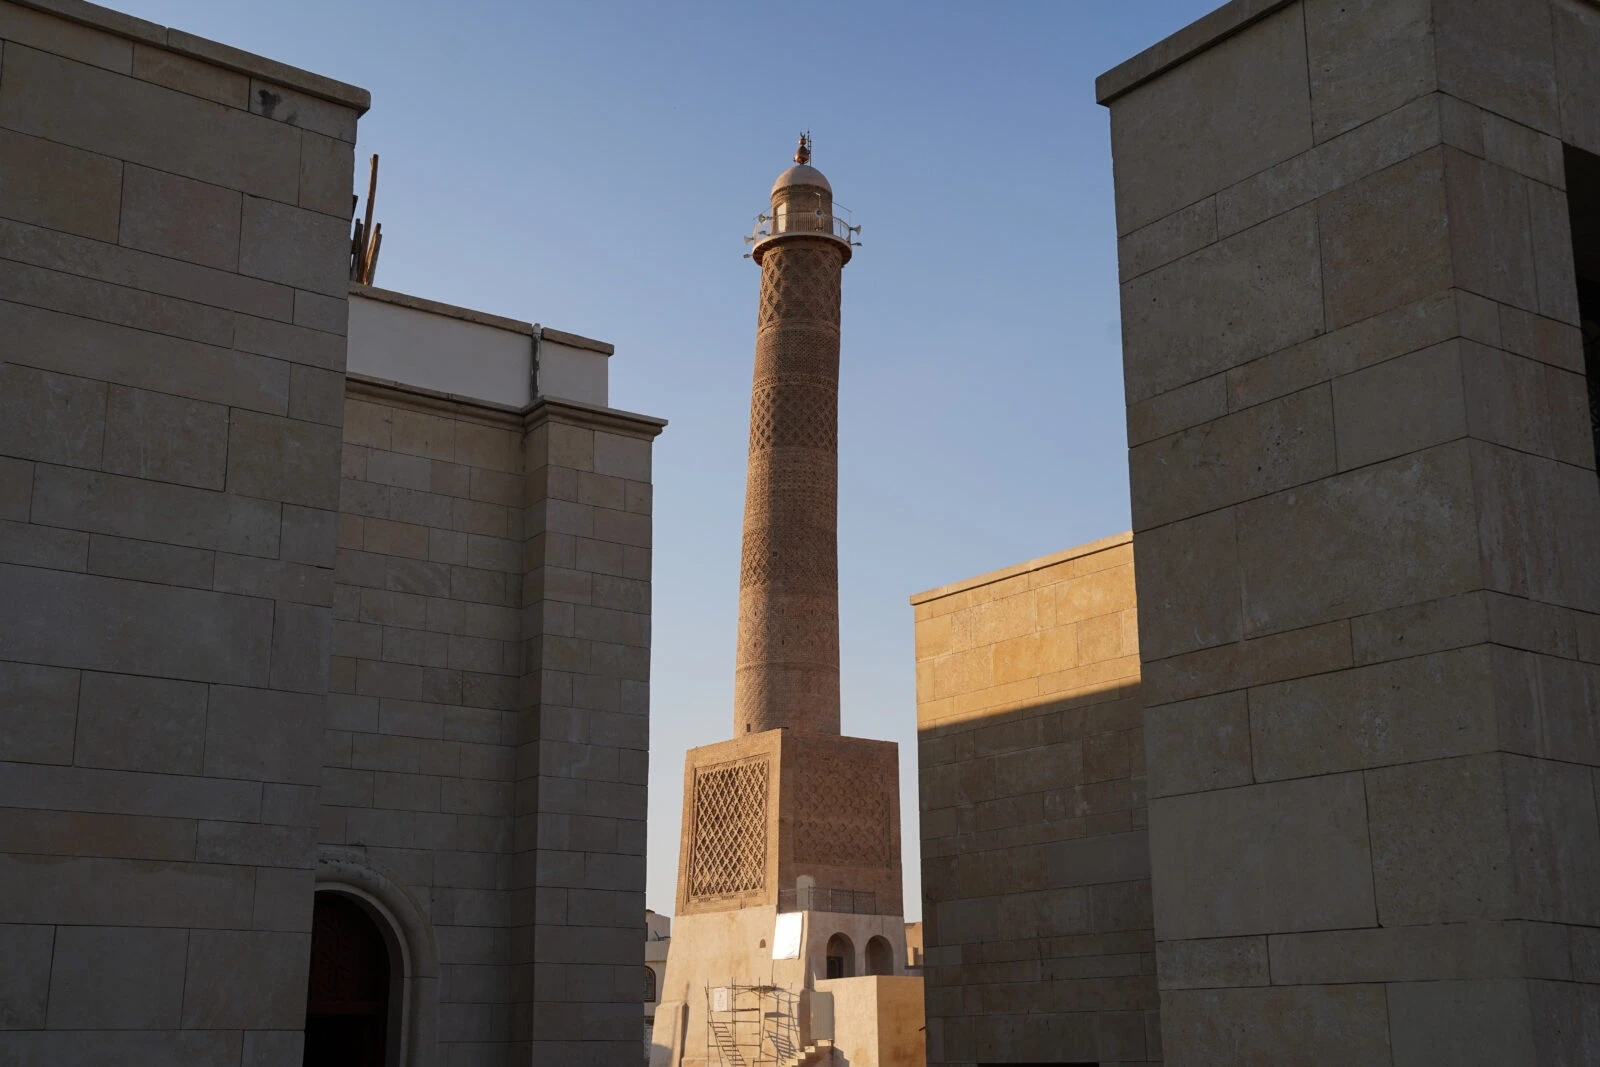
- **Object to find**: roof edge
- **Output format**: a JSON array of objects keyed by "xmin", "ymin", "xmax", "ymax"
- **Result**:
[
  {"xmin": 909, "ymin": 531, "xmax": 1133, "ymax": 605},
  {"xmin": 350, "ymin": 286, "xmax": 615, "ymax": 355},
  {"xmin": 13, "ymin": 0, "xmax": 371, "ymax": 112},
  {"xmin": 1095, "ymin": 0, "xmax": 1293, "ymax": 105},
  {"xmin": 351, "ymin": 284, "xmax": 536, "ymax": 335}
]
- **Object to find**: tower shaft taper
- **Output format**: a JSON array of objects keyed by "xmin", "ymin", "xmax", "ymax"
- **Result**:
[{"xmin": 734, "ymin": 165, "xmax": 848, "ymax": 736}]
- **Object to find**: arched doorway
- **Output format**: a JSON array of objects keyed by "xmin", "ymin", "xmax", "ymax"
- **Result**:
[
  {"xmin": 304, "ymin": 891, "xmax": 392, "ymax": 1067},
  {"xmin": 825, "ymin": 933, "xmax": 855, "ymax": 979},
  {"xmin": 865, "ymin": 935, "xmax": 894, "ymax": 976}
]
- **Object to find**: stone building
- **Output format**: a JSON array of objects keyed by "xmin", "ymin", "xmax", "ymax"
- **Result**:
[
  {"xmin": 0, "ymin": 2, "xmax": 664, "ymax": 1064},
  {"xmin": 652, "ymin": 143, "xmax": 923, "ymax": 1067},
  {"xmin": 916, "ymin": 0, "xmax": 1600, "ymax": 1064},
  {"xmin": 913, "ymin": 534, "xmax": 1154, "ymax": 1065}
]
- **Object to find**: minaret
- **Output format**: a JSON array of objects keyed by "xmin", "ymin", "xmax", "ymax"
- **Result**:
[
  {"xmin": 658, "ymin": 141, "xmax": 900, "ymax": 1067},
  {"xmin": 735, "ymin": 133, "xmax": 855, "ymax": 737}
]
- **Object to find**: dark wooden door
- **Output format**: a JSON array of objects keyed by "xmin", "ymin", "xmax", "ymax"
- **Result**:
[{"xmin": 303, "ymin": 892, "xmax": 390, "ymax": 1067}]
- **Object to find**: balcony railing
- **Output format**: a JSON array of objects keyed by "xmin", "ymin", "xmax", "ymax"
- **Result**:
[
  {"xmin": 776, "ymin": 886, "xmax": 881, "ymax": 915},
  {"xmin": 745, "ymin": 204, "xmax": 861, "ymax": 254}
]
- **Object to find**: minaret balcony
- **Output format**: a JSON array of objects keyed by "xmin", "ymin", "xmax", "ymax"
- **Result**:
[{"xmin": 746, "ymin": 206, "xmax": 860, "ymax": 263}]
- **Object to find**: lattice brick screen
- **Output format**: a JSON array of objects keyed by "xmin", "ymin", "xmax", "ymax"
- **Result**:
[{"xmin": 689, "ymin": 759, "xmax": 770, "ymax": 898}]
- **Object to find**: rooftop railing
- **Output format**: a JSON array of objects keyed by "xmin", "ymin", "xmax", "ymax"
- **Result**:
[{"xmin": 776, "ymin": 886, "xmax": 882, "ymax": 915}]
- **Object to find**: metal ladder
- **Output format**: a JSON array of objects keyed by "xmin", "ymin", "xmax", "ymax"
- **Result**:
[{"xmin": 710, "ymin": 1020, "xmax": 745, "ymax": 1067}]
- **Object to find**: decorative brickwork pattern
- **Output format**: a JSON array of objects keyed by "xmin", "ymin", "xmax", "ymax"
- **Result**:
[
  {"xmin": 757, "ymin": 248, "xmax": 842, "ymax": 330},
  {"xmin": 735, "ymin": 226, "xmax": 847, "ymax": 737},
  {"xmin": 688, "ymin": 759, "xmax": 770, "ymax": 899},
  {"xmin": 747, "ymin": 384, "xmax": 839, "ymax": 453},
  {"xmin": 738, "ymin": 526, "xmax": 836, "ymax": 589},
  {"xmin": 740, "ymin": 462, "xmax": 837, "ymax": 527},
  {"xmin": 793, "ymin": 764, "xmax": 891, "ymax": 866}
]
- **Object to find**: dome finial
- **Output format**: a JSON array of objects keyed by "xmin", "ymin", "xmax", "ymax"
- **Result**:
[{"xmin": 794, "ymin": 131, "xmax": 811, "ymax": 166}]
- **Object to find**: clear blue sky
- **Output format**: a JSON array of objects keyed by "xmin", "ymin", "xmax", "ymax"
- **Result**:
[{"xmin": 124, "ymin": 0, "xmax": 1221, "ymax": 920}]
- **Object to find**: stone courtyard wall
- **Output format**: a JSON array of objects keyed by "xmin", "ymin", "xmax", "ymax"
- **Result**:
[
  {"xmin": 515, "ymin": 407, "xmax": 661, "ymax": 1063},
  {"xmin": 0, "ymin": 1, "xmax": 365, "ymax": 1062},
  {"xmin": 326, "ymin": 381, "xmax": 526, "ymax": 1063},
  {"xmin": 1102, "ymin": 0, "xmax": 1600, "ymax": 1061},
  {"xmin": 327, "ymin": 381, "xmax": 663, "ymax": 1064},
  {"xmin": 0, "ymin": 3, "xmax": 666, "ymax": 1063},
  {"xmin": 913, "ymin": 533, "xmax": 1157, "ymax": 1066}
]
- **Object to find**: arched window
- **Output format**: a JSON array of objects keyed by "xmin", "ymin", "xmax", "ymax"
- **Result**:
[
  {"xmin": 825, "ymin": 933, "xmax": 855, "ymax": 979},
  {"xmin": 645, "ymin": 965, "xmax": 656, "ymax": 1003},
  {"xmin": 865, "ymin": 935, "xmax": 894, "ymax": 976}
]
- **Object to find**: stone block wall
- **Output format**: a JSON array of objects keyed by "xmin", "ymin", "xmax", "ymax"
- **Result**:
[
  {"xmin": 325, "ymin": 382, "xmax": 526, "ymax": 1064},
  {"xmin": 1102, "ymin": 0, "xmax": 1600, "ymax": 1061},
  {"xmin": 326, "ymin": 383, "xmax": 663, "ymax": 1066},
  {"xmin": 912, "ymin": 534, "xmax": 1157, "ymax": 1066},
  {"xmin": 0, "ymin": 1, "xmax": 365, "ymax": 1063},
  {"xmin": 516, "ymin": 407, "xmax": 660, "ymax": 1064}
]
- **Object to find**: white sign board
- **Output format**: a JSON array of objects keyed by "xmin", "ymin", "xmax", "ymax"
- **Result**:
[
  {"xmin": 772, "ymin": 912, "xmax": 803, "ymax": 960},
  {"xmin": 711, "ymin": 986, "xmax": 730, "ymax": 1012}
]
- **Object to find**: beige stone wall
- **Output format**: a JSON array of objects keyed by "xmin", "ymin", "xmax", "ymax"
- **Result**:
[
  {"xmin": 327, "ymin": 369, "xmax": 661, "ymax": 1067},
  {"xmin": 1103, "ymin": 1, "xmax": 1600, "ymax": 1062},
  {"xmin": 325, "ymin": 382, "xmax": 525, "ymax": 1063},
  {"xmin": 813, "ymin": 975, "xmax": 927, "ymax": 1067},
  {"xmin": 913, "ymin": 534, "xmax": 1157, "ymax": 1066},
  {"xmin": 327, "ymin": 381, "xmax": 663, "ymax": 1065},
  {"xmin": 517, "ymin": 408, "xmax": 660, "ymax": 1063},
  {"xmin": 0, "ymin": 1, "xmax": 365, "ymax": 1063}
]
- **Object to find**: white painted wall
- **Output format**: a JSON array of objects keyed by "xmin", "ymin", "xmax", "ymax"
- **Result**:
[
  {"xmin": 539, "ymin": 338, "xmax": 609, "ymax": 408},
  {"xmin": 348, "ymin": 294, "xmax": 532, "ymax": 407},
  {"xmin": 347, "ymin": 293, "xmax": 612, "ymax": 408}
]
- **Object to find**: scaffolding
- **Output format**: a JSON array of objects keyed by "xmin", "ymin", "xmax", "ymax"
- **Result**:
[{"xmin": 704, "ymin": 981, "xmax": 802, "ymax": 1067}]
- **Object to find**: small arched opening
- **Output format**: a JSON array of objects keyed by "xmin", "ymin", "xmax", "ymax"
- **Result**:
[
  {"xmin": 305, "ymin": 891, "xmax": 393, "ymax": 1067},
  {"xmin": 313, "ymin": 845, "xmax": 440, "ymax": 1067},
  {"xmin": 645, "ymin": 965, "xmax": 657, "ymax": 1004},
  {"xmin": 825, "ymin": 933, "xmax": 855, "ymax": 980},
  {"xmin": 865, "ymin": 935, "xmax": 895, "ymax": 976}
]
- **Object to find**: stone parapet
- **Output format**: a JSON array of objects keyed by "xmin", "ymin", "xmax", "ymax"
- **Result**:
[{"xmin": 8, "ymin": 0, "xmax": 370, "ymax": 109}]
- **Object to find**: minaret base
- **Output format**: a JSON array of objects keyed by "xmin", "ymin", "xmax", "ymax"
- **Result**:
[{"xmin": 656, "ymin": 729, "xmax": 906, "ymax": 1066}]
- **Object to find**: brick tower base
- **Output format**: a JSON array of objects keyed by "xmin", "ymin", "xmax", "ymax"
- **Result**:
[{"xmin": 655, "ymin": 730, "xmax": 906, "ymax": 1067}]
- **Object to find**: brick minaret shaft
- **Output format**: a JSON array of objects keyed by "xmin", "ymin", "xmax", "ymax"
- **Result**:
[{"xmin": 735, "ymin": 138, "xmax": 853, "ymax": 737}]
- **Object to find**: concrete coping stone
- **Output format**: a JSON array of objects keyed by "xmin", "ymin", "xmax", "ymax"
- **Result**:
[
  {"xmin": 350, "ymin": 284, "xmax": 616, "ymax": 355},
  {"xmin": 11, "ymin": 0, "xmax": 372, "ymax": 112},
  {"xmin": 1095, "ymin": 0, "xmax": 1294, "ymax": 105},
  {"xmin": 351, "ymin": 283, "xmax": 536, "ymax": 336},
  {"xmin": 540, "ymin": 326, "xmax": 614, "ymax": 357},
  {"xmin": 909, "ymin": 530, "xmax": 1132, "ymax": 605},
  {"xmin": 346, "ymin": 372, "xmax": 667, "ymax": 438}
]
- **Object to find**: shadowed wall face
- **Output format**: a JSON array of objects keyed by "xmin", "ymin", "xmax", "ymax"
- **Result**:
[
  {"xmin": 1103, "ymin": 0, "xmax": 1600, "ymax": 1062},
  {"xmin": 734, "ymin": 177, "xmax": 845, "ymax": 737},
  {"xmin": 913, "ymin": 534, "xmax": 1157, "ymax": 1067},
  {"xmin": 0, "ymin": 4, "xmax": 365, "ymax": 1063}
]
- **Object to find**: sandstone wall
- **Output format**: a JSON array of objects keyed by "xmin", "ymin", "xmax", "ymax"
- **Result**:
[
  {"xmin": 516, "ymin": 407, "xmax": 660, "ymax": 1063},
  {"xmin": 326, "ymin": 383, "xmax": 526, "ymax": 1063},
  {"xmin": 327, "ymin": 383, "xmax": 662, "ymax": 1064},
  {"xmin": 0, "ymin": 1, "xmax": 365, "ymax": 1062},
  {"xmin": 1102, "ymin": 0, "xmax": 1600, "ymax": 1061},
  {"xmin": 913, "ymin": 533, "xmax": 1157, "ymax": 1066}
]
